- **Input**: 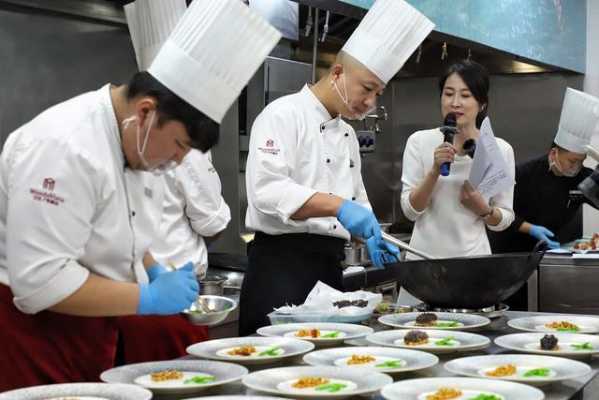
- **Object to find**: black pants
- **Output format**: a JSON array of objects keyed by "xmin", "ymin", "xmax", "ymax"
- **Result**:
[{"xmin": 239, "ymin": 232, "xmax": 345, "ymax": 336}]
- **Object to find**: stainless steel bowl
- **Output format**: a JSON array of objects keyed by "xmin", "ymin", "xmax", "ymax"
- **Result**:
[{"xmin": 183, "ymin": 295, "xmax": 237, "ymax": 326}]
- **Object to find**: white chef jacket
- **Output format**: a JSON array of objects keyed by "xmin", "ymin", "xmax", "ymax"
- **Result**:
[
  {"xmin": 150, "ymin": 149, "xmax": 231, "ymax": 276},
  {"xmin": 245, "ymin": 84, "xmax": 371, "ymax": 240},
  {"xmin": 401, "ymin": 128, "xmax": 515, "ymax": 260},
  {"xmin": 0, "ymin": 84, "xmax": 164, "ymax": 314}
]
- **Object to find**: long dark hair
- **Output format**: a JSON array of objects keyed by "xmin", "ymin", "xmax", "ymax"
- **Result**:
[{"xmin": 439, "ymin": 60, "xmax": 490, "ymax": 128}]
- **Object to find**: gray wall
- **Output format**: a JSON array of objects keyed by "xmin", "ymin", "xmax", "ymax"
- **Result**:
[
  {"xmin": 361, "ymin": 72, "xmax": 584, "ymax": 227},
  {"xmin": 0, "ymin": 6, "xmax": 136, "ymax": 143}
]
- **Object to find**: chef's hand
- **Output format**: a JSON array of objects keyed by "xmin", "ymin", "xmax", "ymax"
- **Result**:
[
  {"xmin": 137, "ymin": 262, "xmax": 199, "ymax": 315},
  {"xmin": 529, "ymin": 225, "xmax": 560, "ymax": 249},
  {"xmin": 146, "ymin": 262, "xmax": 169, "ymax": 282},
  {"xmin": 460, "ymin": 181, "xmax": 489, "ymax": 216},
  {"xmin": 366, "ymin": 236, "xmax": 400, "ymax": 269},
  {"xmin": 433, "ymin": 142, "xmax": 456, "ymax": 173},
  {"xmin": 336, "ymin": 200, "xmax": 381, "ymax": 241}
]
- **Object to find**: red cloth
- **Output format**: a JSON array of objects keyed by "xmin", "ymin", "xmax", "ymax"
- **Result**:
[
  {"xmin": 115, "ymin": 315, "xmax": 209, "ymax": 364},
  {"xmin": 0, "ymin": 284, "xmax": 118, "ymax": 391}
]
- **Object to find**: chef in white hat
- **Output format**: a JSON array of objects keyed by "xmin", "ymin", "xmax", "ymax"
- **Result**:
[
  {"xmin": 490, "ymin": 88, "xmax": 599, "ymax": 308},
  {"xmin": 117, "ymin": 0, "xmax": 232, "ymax": 364},
  {"xmin": 242, "ymin": 0, "xmax": 434, "ymax": 335},
  {"xmin": 0, "ymin": 0, "xmax": 280, "ymax": 390}
]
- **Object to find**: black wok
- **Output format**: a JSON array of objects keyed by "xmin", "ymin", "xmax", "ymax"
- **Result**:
[{"xmin": 392, "ymin": 246, "xmax": 544, "ymax": 309}]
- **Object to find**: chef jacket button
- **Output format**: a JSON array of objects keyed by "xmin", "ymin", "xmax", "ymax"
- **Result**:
[
  {"xmin": 344, "ymin": 132, "xmax": 349, "ymax": 137},
  {"xmin": 320, "ymin": 125, "xmax": 325, "ymax": 132},
  {"xmin": 131, "ymin": 211, "xmax": 136, "ymax": 217},
  {"xmin": 351, "ymin": 197, "xmax": 356, "ymax": 200},
  {"xmin": 326, "ymin": 158, "xmax": 331, "ymax": 163},
  {"xmin": 333, "ymin": 224, "xmax": 337, "ymax": 230}
]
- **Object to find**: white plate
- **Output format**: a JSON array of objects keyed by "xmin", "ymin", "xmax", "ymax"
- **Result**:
[
  {"xmin": 445, "ymin": 354, "xmax": 592, "ymax": 385},
  {"xmin": 100, "ymin": 360, "xmax": 247, "ymax": 394},
  {"xmin": 381, "ymin": 377, "xmax": 544, "ymax": 400},
  {"xmin": 508, "ymin": 315, "xmax": 599, "ymax": 333},
  {"xmin": 188, "ymin": 397, "xmax": 290, "ymax": 400},
  {"xmin": 367, "ymin": 329, "xmax": 490, "ymax": 354},
  {"xmin": 187, "ymin": 336, "xmax": 314, "ymax": 365},
  {"xmin": 495, "ymin": 332, "xmax": 599, "ymax": 357},
  {"xmin": 242, "ymin": 366, "xmax": 392, "ymax": 399},
  {"xmin": 303, "ymin": 346, "xmax": 438, "ymax": 374},
  {"xmin": 257, "ymin": 323, "xmax": 373, "ymax": 347},
  {"xmin": 379, "ymin": 312, "xmax": 490, "ymax": 330},
  {"xmin": 0, "ymin": 383, "xmax": 152, "ymax": 400}
]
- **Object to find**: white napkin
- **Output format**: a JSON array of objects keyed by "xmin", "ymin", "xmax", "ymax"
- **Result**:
[{"xmin": 273, "ymin": 281, "xmax": 382, "ymax": 317}]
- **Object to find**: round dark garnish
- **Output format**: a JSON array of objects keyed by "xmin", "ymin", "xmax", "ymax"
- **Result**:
[
  {"xmin": 404, "ymin": 329, "xmax": 429, "ymax": 344},
  {"xmin": 540, "ymin": 334, "xmax": 559, "ymax": 350},
  {"xmin": 415, "ymin": 312, "xmax": 438, "ymax": 325}
]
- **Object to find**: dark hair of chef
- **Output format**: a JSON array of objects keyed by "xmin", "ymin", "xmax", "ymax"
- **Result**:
[
  {"xmin": 439, "ymin": 60, "xmax": 490, "ymax": 129},
  {"xmin": 127, "ymin": 71, "xmax": 219, "ymax": 153}
]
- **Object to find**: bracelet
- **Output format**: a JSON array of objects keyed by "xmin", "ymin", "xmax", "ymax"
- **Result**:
[{"xmin": 480, "ymin": 207, "xmax": 494, "ymax": 219}]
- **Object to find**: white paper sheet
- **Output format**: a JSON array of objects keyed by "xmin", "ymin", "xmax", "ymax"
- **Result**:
[{"xmin": 468, "ymin": 117, "xmax": 515, "ymax": 198}]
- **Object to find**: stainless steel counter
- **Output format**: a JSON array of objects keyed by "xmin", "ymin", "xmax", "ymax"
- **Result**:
[{"xmin": 171, "ymin": 310, "xmax": 598, "ymax": 400}]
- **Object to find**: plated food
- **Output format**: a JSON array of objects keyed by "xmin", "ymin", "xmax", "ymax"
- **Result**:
[
  {"xmin": 277, "ymin": 376, "xmax": 357, "ymax": 395},
  {"xmin": 379, "ymin": 312, "xmax": 490, "ymax": 331},
  {"xmin": 294, "ymin": 328, "xmax": 345, "ymax": 339},
  {"xmin": 303, "ymin": 346, "xmax": 439, "ymax": 374},
  {"xmin": 495, "ymin": 332, "xmax": 599, "ymax": 357},
  {"xmin": 187, "ymin": 337, "xmax": 314, "ymax": 365},
  {"xmin": 367, "ymin": 329, "xmax": 490, "ymax": 354},
  {"xmin": 242, "ymin": 366, "xmax": 392, "ymax": 398},
  {"xmin": 0, "ymin": 383, "xmax": 152, "ymax": 400},
  {"xmin": 380, "ymin": 377, "xmax": 544, "ymax": 400},
  {"xmin": 134, "ymin": 369, "xmax": 216, "ymax": 389},
  {"xmin": 100, "ymin": 360, "xmax": 247, "ymax": 394},
  {"xmin": 257, "ymin": 322, "xmax": 373, "ymax": 347},
  {"xmin": 445, "ymin": 354, "xmax": 592, "ymax": 385},
  {"xmin": 507, "ymin": 315, "xmax": 599, "ymax": 334}
]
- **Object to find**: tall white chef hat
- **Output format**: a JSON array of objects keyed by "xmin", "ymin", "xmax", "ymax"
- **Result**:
[
  {"xmin": 341, "ymin": 0, "xmax": 434, "ymax": 84},
  {"xmin": 148, "ymin": 0, "xmax": 282, "ymax": 123},
  {"xmin": 124, "ymin": 0, "xmax": 187, "ymax": 71},
  {"xmin": 554, "ymin": 88, "xmax": 599, "ymax": 154}
]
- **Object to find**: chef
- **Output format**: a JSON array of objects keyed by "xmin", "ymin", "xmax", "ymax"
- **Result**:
[
  {"xmin": 489, "ymin": 88, "xmax": 599, "ymax": 309},
  {"xmin": 114, "ymin": 0, "xmax": 232, "ymax": 364},
  {"xmin": 0, "ymin": 0, "xmax": 280, "ymax": 390},
  {"xmin": 241, "ymin": 0, "xmax": 434, "ymax": 335}
]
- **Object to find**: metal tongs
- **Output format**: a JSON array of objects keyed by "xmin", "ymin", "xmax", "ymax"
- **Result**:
[{"xmin": 381, "ymin": 232, "xmax": 434, "ymax": 260}]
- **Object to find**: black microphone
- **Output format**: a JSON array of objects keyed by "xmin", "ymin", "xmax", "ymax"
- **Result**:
[{"xmin": 439, "ymin": 113, "xmax": 457, "ymax": 176}]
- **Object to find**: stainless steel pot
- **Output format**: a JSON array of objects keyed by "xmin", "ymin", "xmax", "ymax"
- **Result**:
[
  {"xmin": 199, "ymin": 275, "xmax": 226, "ymax": 296},
  {"xmin": 342, "ymin": 242, "xmax": 370, "ymax": 267}
]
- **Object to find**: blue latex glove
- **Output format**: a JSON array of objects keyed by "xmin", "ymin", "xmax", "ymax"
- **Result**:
[
  {"xmin": 529, "ymin": 225, "xmax": 560, "ymax": 249},
  {"xmin": 146, "ymin": 263, "xmax": 169, "ymax": 282},
  {"xmin": 366, "ymin": 236, "xmax": 401, "ymax": 269},
  {"xmin": 336, "ymin": 200, "xmax": 381, "ymax": 241},
  {"xmin": 137, "ymin": 262, "xmax": 199, "ymax": 315}
]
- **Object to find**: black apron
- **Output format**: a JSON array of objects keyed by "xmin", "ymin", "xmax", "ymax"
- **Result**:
[{"xmin": 239, "ymin": 232, "xmax": 345, "ymax": 336}]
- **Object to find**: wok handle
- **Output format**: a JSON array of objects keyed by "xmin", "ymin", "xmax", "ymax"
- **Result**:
[{"xmin": 381, "ymin": 232, "xmax": 435, "ymax": 260}]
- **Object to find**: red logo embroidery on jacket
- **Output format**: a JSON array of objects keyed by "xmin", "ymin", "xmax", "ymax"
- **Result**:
[
  {"xmin": 258, "ymin": 138, "xmax": 280, "ymax": 155},
  {"xmin": 43, "ymin": 177, "xmax": 55, "ymax": 191},
  {"xmin": 30, "ymin": 178, "xmax": 64, "ymax": 206}
]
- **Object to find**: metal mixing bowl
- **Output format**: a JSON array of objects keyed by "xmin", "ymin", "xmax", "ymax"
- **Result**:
[{"xmin": 183, "ymin": 295, "xmax": 237, "ymax": 326}]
